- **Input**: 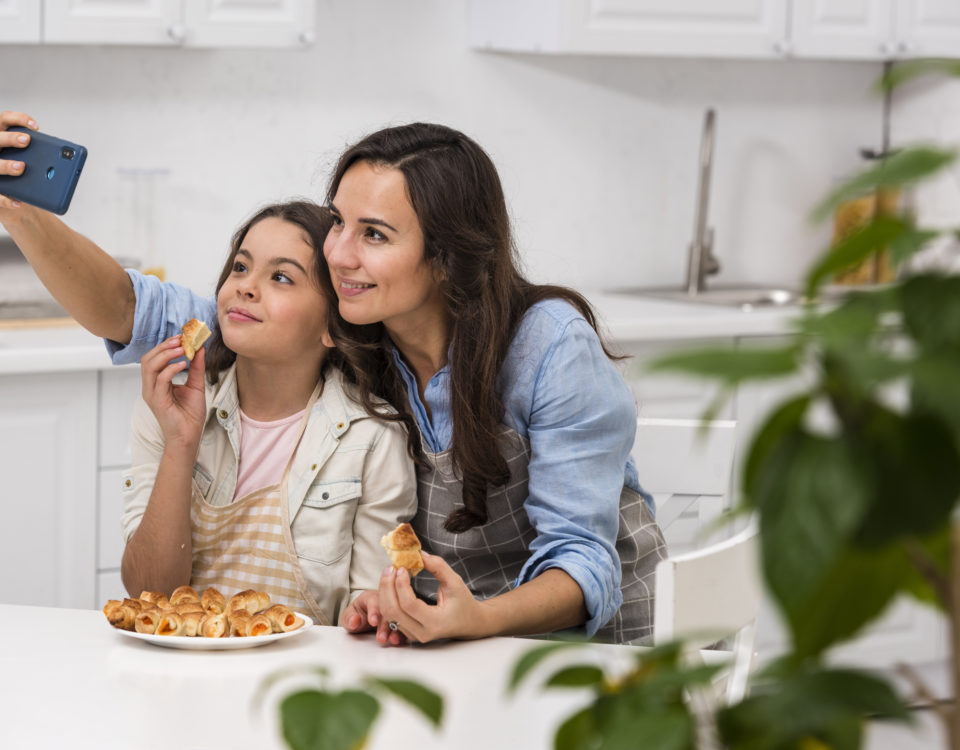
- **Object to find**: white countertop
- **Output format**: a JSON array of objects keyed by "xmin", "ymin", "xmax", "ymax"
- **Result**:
[
  {"xmin": 0, "ymin": 604, "xmax": 628, "ymax": 750},
  {"xmin": 0, "ymin": 292, "xmax": 801, "ymax": 375}
]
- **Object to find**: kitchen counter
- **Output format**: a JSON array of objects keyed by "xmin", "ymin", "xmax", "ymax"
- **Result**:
[
  {"xmin": 0, "ymin": 293, "xmax": 802, "ymax": 375},
  {"xmin": 0, "ymin": 603, "xmax": 626, "ymax": 750}
]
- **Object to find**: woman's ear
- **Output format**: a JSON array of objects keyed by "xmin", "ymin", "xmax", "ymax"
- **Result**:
[{"xmin": 320, "ymin": 328, "xmax": 334, "ymax": 348}]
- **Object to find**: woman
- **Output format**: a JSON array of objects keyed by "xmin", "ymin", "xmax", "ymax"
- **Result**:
[{"xmin": 0, "ymin": 112, "xmax": 665, "ymax": 645}]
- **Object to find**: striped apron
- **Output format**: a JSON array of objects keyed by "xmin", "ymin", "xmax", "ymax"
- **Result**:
[
  {"xmin": 188, "ymin": 389, "xmax": 332, "ymax": 625},
  {"xmin": 410, "ymin": 427, "xmax": 667, "ymax": 644}
]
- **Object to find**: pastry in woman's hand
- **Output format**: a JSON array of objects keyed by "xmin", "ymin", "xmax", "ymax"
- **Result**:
[
  {"xmin": 181, "ymin": 318, "xmax": 211, "ymax": 361},
  {"xmin": 380, "ymin": 522, "xmax": 424, "ymax": 576}
]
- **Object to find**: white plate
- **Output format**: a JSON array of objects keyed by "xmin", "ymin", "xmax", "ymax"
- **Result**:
[{"xmin": 111, "ymin": 613, "xmax": 313, "ymax": 650}]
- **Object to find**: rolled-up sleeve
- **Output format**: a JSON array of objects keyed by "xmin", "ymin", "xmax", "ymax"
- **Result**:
[
  {"xmin": 104, "ymin": 270, "xmax": 217, "ymax": 364},
  {"xmin": 514, "ymin": 317, "xmax": 637, "ymax": 636}
]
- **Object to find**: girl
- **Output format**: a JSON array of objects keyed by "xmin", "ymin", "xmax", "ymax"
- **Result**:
[{"xmin": 118, "ymin": 200, "xmax": 417, "ymax": 627}]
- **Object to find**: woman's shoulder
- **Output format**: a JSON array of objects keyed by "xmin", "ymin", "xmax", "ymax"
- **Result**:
[{"xmin": 510, "ymin": 297, "xmax": 595, "ymax": 356}]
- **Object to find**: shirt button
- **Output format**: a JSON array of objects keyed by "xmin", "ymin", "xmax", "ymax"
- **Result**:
[
  {"xmin": 321, "ymin": 492, "xmax": 330, "ymax": 500},
  {"xmin": 310, "ymin": 463, "xmax": 318, "ymax": 471},
  {"xmin": 123, "ymin": 479, "xmax": 132, "ymax": 488},
  {"xmin": 336, "ymin": 421, "xmax": 345, "ymax": 430},
  {"xmin": 218, "ymin": 409, "xmax": 228, "ymax": 419}
]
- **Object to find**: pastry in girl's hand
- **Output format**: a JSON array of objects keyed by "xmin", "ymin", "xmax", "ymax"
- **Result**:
[
  {"xmin": 380, "ymin": 522, "xmax": 424, "ymax": 576},
  {"xmin": 181, "ymin": 318, "xmax": 211, "ymax": 361}
]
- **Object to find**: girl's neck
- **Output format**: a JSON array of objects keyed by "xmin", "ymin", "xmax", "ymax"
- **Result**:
[{"xmin": 234, "ymin": 353, "xmax": 325, "ymax": 421}]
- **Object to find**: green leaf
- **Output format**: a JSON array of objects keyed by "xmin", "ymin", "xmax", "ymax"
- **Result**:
[
  {"xmin": 805, "ymin": 215, "xmax": 907, "ymax": 296},
  {"xmin": 365, "ymin": 677, "xmax": 444, "ymax": 728},
  {"xmin": 543, "ymin": 664, "xmax": 606, "ymax": 689},
  {"xmin": 901, "ymin": 274, "xmax": 960, "ymax": 351},
  {"xmin": 742, "ymin": 394, "xmax": 809, "ymax": 506},
  {"xmin": 790, "ymin": 545, "xmax": 905, "ymax": 657},
  {"xmin": 878, "ymin": 58, "xmax": 960, "ymax": 92},
  {"xmin": 647, "ymin": 345, "xmax": 799, "ymax": 385},
  {"xmin": 554, "ymin": 706, "xmax": 598, "ymax": 750},
  {"xmin": 912, "ymin": 352, "xmax": 960, "ymax": 438},
  {"xmin": 811, "ymin": 147, "xmax": 957, "ymax": 222},
  {"xmin": 280, "ymin": 689, "xmax": 379, "ymax": 750},
  {"xmin": 889, "ymin": 227, "xmax": 941, "ymax": 265},
  {"xmin": 749, "ymin": 430, "xmax": 872, "ymax": 623},
  {"xmin": 851, "ymin": 408, "xmax": 960, "ymax": 547},
  {"xmin": 507, "ymin": 641, "xmax": 584, "ymax": 693},
  {"xmin": 599, "ymin": 709, "xmax": 695, "ymax": 750}
]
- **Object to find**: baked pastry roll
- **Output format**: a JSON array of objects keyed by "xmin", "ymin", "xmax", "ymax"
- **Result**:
[
  {"xmin": 380, "ymin": 522, "xmax": 424, "ymax": 576},
  {"xmin": 199, "ymin": 612, "xmax": 227, "ymax": 638},
  {"xmin": 201, "ymin": 587, "xmax": 226, "ymax": 614},
  {"xmin": 181, "ymin": 611, "xmax": 203, "ymax": 637},
  {"xmin": 169, "ymin": 585, "xmax": 200, "ymax": 605},
  {"xmin": 104, "ymin": 602, "xmax": 137, "ymax": 631},
  {"xmin": 229, "ymin": 612, "xmax": 251, "ymax": 638},
  {"xmin": 263, "ymin": 604, "xmax": 304, "ymax": 633},
  {"xmin": 181, "ymin": 318, "xmax": 211, "ymax": 361},
  {"xmin": 156, "ymin": 612, "xmax": 186, "ymax": 637},
  {"xmin": 227, "ymin": 589, "xmax": 270, "ymax": 616},
  {"xmin": 246, "ymin": 613, "xmax": 273, "ymax": 637},
  {"xmin": 174, "ymin": 602, "xmax": 204, "ymax": 615},
  {"xmin": 135, "ymin": 608, "xmax": 162, "ymax": 635},
  {"xmin": 139, "ymin": 591, "xmax": 170, "ymax": 609}
]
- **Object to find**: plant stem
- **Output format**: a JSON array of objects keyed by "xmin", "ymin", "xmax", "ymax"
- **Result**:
[{"xmin": 950, "ymin": 517, "xmax": 960, "ymax": 750}]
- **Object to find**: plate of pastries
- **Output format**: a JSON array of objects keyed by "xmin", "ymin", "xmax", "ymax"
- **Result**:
[{"xmin": 103, "ymin": 585, "xmax": 312, "ymax": 650}]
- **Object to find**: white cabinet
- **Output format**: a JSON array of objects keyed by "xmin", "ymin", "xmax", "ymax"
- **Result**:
[
  {"xmin": 468, "ymin": 0, "xmax": 960, "ymax": 60},
  {"xmin": 0, "ymin": 371, "xmax": 97, "ymax": 609},
  {"xmin": 5, "ymin": 0, "xmax": 315, "ymax": 47},
  {"xmin": 0, "ymin": 0, "xmax": 41, "ymax": 43},
  {"xmin": 469, "ymin": 0, "xmax": 790, "ymax": 58}
]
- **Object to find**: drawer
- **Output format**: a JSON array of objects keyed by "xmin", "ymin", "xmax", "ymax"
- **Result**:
[
  {"xmin": 98, "ymin": 468, "xmax": 125, "ymax": 570},
  {"xmin": 98, "ymin": 367, "xmax": 142, "ymax": 468}
]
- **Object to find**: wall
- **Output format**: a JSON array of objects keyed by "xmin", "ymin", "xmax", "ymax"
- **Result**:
[{"xmin": 0, "ymin": 1, "xmax": 923, "ymax": 299}]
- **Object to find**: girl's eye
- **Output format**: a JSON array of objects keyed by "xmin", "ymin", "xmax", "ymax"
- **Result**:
[
  {"xmin": 232, "ymin": 261, "xmax": 247, "ymax": 273},
  {"xmin": 272, "ymin": 271, "xmax": 293, "ymax": 284}
]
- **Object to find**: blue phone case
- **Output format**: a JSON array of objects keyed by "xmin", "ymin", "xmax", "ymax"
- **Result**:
[{"xmin": 0, "ymin": 127, "xmax": 88, "ymax": 215}]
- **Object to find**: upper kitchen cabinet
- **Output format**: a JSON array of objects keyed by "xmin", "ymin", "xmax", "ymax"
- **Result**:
[
  {"xmin": 0, "ymin": 0, "xmax": 41, "ymax": 43},
  {"xmin": 468, "ymin": 0, "xmax": 960, "ymax": 60},
  {"xmin": 9, "ymin": 0, "xmax": 315, "ymax": 47},
  {"xmin": 468, "ymin": 0, "xmax": 791, "ymax": 59},
  {"xmin": 791, "ymin": 0, "xmax": 960, "ymax": 60}
]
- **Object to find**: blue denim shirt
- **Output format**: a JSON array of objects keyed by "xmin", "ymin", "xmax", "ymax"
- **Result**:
[{"xmin": 107, "ymin": 271, "xmax": 649, "ymax": 635}]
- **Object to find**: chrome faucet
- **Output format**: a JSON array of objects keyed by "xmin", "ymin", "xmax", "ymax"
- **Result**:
[{"xmin": 686, "ymin": 108, "xmax": 721, "ymax": 294}]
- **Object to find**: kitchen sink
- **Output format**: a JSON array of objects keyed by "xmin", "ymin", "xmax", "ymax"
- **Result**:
[{"xmin": 607, "ymin": 285, "xmax": 804, "ymax": 310}]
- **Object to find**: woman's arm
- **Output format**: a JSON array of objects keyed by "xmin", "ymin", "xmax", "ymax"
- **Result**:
[
  {"xmin": 121, "ymin": 339, "xmax": 207, "ymax": 595},
  {"xmin": 0, "ymin": 111, "xmax": 136, "ymax": 343}
]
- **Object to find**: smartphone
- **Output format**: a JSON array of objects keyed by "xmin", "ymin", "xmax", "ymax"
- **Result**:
[{"xmin": 0, "ymin": 127, "xmax": 88, "ymax": 215}]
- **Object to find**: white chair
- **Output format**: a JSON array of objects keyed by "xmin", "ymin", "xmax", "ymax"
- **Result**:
[
  {"xmin": 632, "ymin": 417, "xmax": 737, "ymax": 554},
  {"xmin": 653, "ymin": 521, "xmax": 762, "ymax": 706}
]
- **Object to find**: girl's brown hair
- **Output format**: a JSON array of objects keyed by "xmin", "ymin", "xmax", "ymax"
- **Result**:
[
  {"xmin": 205, "ymin": 200, "xmax": 421, "ymax": 461},
  {"xmin": 327, "ymin": 125, "xmax": 619, "ymax": 533}
]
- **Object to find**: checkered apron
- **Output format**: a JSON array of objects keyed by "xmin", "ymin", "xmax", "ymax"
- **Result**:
[
  {"xmin": 410, "ymin": 427, "xmax": 667, "ymax": 644},
  {"xmin": 189, "ymin": 390, "xmax": 332, "ymax": 625}
]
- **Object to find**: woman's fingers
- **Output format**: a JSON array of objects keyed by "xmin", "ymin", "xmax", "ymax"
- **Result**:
[
  {"xmin": 0, "ymin": 112, "xmax": 38, "ymax": 177},
  {"xmin": 0, "ymin": 111, "xmax": 38, "ymax": 130}
]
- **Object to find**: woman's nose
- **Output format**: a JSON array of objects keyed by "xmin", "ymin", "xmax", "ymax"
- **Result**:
[{"xmin": 324, "ymin": 231, "xmax": 357, "ymax": 268}]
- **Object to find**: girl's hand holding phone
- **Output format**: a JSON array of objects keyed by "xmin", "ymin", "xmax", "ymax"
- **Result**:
[
  {"xmin": 141, "ymin": 336, "xmax": 208, "ymax": 449},
  {"xmin": 0, "ymin": 110, "xmax": 38, "ymax": 208}
]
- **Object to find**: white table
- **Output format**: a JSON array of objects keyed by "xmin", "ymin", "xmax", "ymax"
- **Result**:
[{"xmin": 0, "ymin": 604, "xmax": 626, "ymax": 750}]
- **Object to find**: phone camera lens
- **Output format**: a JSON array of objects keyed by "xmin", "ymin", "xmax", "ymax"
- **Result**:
[{"xmin": 61, "ymin": 147, "xmax": 75, "ymax": 160}]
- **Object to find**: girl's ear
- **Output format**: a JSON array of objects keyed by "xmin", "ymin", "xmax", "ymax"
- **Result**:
[{"xmin": 321, "ymin": 328, "xmax": 334, "ymax": 348}]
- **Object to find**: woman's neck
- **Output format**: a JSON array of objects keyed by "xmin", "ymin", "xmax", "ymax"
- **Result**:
[
  {"xmin": 388, "ymin": 317, "xmax": 450, "ymax": 399},
  {"xmin": 234, "ymin": 353, "xmax": 325, "ymax": 421}
]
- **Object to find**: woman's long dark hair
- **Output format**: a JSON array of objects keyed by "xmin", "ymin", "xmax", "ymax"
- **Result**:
[
  {"xmin": 205, "ymin": 200, "xmax": 421, "ymax": 462},
  {"xmin": 327, "ymin": 124, "xmax": 620, "ymax": 533}
]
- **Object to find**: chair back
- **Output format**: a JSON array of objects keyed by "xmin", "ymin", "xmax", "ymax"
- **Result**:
[{"xmin": 632, "ymin": 417, "xmax": 737, "ymax": 554}]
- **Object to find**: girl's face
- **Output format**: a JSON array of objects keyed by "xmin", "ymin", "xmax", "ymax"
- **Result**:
[
  {"xmin": 217, "ymin": 216, "xmax": 331, "ymax": 363},
  {"xmin": 323, "ymin": 161, "xmax": 446, "ymax": 335}
]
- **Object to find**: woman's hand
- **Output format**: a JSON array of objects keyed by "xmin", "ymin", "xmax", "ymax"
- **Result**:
[
  {"xmin": 340, "ymin": 590, "xmax": 408, "ymax": 646},
  {"xmin": 377, "ymin": 552, "xmax": 488, "ymax": 644},
  {"xmin": 0, "ymin": 111, "xmax": 39, "ymax": 210},
  {"xmin": 140, "ymin": 336, "xmax": 207, "ymax": 448}
]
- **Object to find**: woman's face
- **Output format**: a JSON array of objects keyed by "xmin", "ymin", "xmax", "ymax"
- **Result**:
[
  {"xmin": 217, "ymin": 216, "xmax": 331, "ymax": 363},
  {"xmin": 323, "ymin": 161, "xmax": 445, "ymax": 335}
]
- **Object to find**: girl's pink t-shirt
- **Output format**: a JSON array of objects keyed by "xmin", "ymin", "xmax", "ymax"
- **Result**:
[{"xmin": 232, "ymin": 407, "xmax": 306, "ymax": 502}]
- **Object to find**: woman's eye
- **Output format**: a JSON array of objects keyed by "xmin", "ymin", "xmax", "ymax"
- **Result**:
[
  {"xmin": 366, "ymin": 227, "xmax": 386, "ymax": 241},
  {"xmin": 330, "ymin": 214, "xmax": 344, "ymax": 228}
]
